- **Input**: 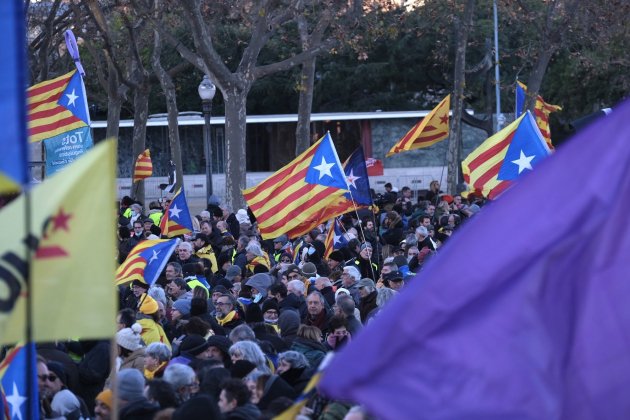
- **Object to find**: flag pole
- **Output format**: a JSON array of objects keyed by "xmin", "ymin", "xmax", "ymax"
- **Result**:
[
  {"xmin": 345, "ymin": 187, "xmax": 377, "ymax": 281},
  {"xmin": 493, "ymin": 0, "xmax": 504, "ymax": 132}
]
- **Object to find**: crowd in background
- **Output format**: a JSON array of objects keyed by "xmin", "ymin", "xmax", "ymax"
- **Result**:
[{"xmin": 18, "ymin": 181, "xmax": 485, "ymax": 419}]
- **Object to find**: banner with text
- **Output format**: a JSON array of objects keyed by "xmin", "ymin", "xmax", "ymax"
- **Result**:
[{"xmin": 44, "ymin": 126, "xmax": 93, "ymax": 175}]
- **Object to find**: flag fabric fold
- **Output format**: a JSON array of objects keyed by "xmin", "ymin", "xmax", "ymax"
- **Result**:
[
  {"xmin": 319, "ymin": 98, "xmax": 630, "ymax": 420},
  {"xmin": 516, "ymin": 81, "xmax": 562, "ymax": 148},
  {"xmin": 0, "ymin": 343, "xmax": 39, "ymax": 420},
  {"xmin": 343, "ymin": 146, "xmax": 373, "ymax": 207},
  {"xmin": 133, "ymin": 149, "xmax": 153, "ymax": 183},
  {"xmin": 0, "ymin": 0, "xmax": 28, "ymax": 194},
  {"xmin": 462, "ymin": 111, "xmax": 551, "ymax": 199},
  {"xmin": 159, "ymin": 188, "xmax": 194, "ymax": 237},
  {"xmin": 243, "ymin": 133, "xmax": 350, "ymax": 240},
  {"xmin": 323, "ymin": 217, "xmax": 348, "ymax": 258},
  {"xmin": 386, "ymin": 95, "xmax": 450, "ymax": 157},
  {"xmin": 116, "ymin": 238, "xmax": 180, "ymax": 286},
  {"xmin": 0, "ymin": 140, "xmax": 117, "ymax": 345}
]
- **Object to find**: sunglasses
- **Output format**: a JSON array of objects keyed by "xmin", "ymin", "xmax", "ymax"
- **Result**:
[
  {"xmin": 39, "ymin": 374, "xmax": 58, "ymax": 382},
  {"xmin": 281, "ymin": 259, "xmax": 291, "ymax": 263}
]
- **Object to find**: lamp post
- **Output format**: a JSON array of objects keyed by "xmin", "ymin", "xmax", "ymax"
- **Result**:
[{"xmin": 198, "ymin": 75, "xmax": 216, "ymax": 203}]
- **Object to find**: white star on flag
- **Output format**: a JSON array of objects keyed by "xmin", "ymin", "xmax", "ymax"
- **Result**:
[
  {"xmin": 346, "ymin": 169, "xmax": 360, "ymax": 189},
  {"xmin": 511, "ymin": 150, "xmax": 535, "ymax": 174},
  {"xmin": 313, "ymin": 157, "xmax": 335, "ymax": 179},
  {"xmin": 149, "ymin": 249, "xmax": 160, "ymax": 264},
  {"xmin": 6, "ymin": 382, "xmax": 27, "ymax": 420},
  {"xmin": 65, "ymin": 89, "xmax": 79, "ymax": 107},
  {"xmin": 334, "ymin": 233, "xmax": 342, "ymax": 245},
  {"xmin": 169, "ymin": 204, "xmax": 182, "ymax": 219}
]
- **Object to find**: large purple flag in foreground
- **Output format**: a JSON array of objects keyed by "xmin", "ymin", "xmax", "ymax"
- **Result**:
[{"xmin": 319, "ymin": 100, "xmax": 630, "ymax": 419}]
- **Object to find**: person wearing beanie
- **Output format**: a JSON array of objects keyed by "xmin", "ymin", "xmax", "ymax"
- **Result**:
[
  {"xmin": 117, "ymin": 368, "xmax": 159, "ymax": 419},
  {"xmin": 44, "ymin": 361, "xmax": 91, "ymax": 419},
  {"xmin": 165, "ymin": 298, "xmax": 192, "ymax": 346},
  {"xmin": 327, "ymin": 250, "xmax": 346, "ymax": 282},
  {"xmin": 94, "ymin": 389, "xmax": 113, "ymax": 420},
  {"xmin": 261, "ymin": 299, "xmax": 280, "ymax": 332},
  {"xmin": 136, "ymin": 294, "xmax": 171, "ymax": 349},
  {"xmin": 168, "ymin": 334, "xmax": 212, "ymax": 367},
  {"xmin": 206, "ymin": 335, "xmax": 233, "ymax": 368},
  {"xmin": 114, "ymin": 323, "xmax": 146, "ymax": 377}
]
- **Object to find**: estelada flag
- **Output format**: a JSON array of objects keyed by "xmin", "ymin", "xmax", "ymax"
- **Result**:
[
  {"xmin": 133, "ymin": 149, "xmax": 153, "ymax": 182},
  {"xmin": 159, "ymin": 188, "xmax": 194, "ymax": 237},
  {"xmin": 386, "ymin": 95, "xmax": 450, "ymax": 157},
  {"xmin": 243, "ymin": 133, "xmax": 349, "ymax": 240},
  {"xmin": 27, "ymin": 70, "xmax": 90, "ymax": 143},
  {"xmin": 0, "ymin": 140, "xmax": 117, "ymax": 345},
  {"xmin": 116, "ymin": 238, "xmax": 180, "ymax": 286},
  {"xmin": 515, "ymin": 81, "xmax": 562, "ymax": 149}
]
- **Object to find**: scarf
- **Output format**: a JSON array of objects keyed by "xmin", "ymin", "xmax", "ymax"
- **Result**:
[
  {"xmin": 144, "ymin": 361, "xmax": 167, "ymax": 380},
  {"xmin": 216, "ymin": 310, "xmax": 238, "ymax": 326}
]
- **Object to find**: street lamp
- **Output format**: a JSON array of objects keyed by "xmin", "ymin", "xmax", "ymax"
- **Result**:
[{"xmin": 198, "ymin": 75, "xmax": 216, "ymax": 204}]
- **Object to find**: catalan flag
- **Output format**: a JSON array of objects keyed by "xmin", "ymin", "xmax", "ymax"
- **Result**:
[
  {"xmin": 115, "ymin": 238, "xmax": 180, "ymax": 286},
  {"xmin": 324, "ymin": 217, "xmax": 348, "ymax": 258},
  {"xmin": 159, "ymin": 188, "xmax": 194, "ymax": 237},
  {"xmin": 386, "ymin": 95, "xmax": 450, "ymax": 157},
  {"xmin": 27, "ymin": 70, "xmax": 90, "ymax": 143},
  {"xmin": 274, "ymin": 371, "xmax": 323, "ymax": 420},
  {"xmin": 462, "ymin": 111, "xmax": 551, "ymax": 199},
  {"xmin": 516, "ymin": 81, "xmax": 562, "ymax": 149},
  {"xmin": 243, "ymin": 133, "xmax": 350, "ymax": 240},
  {"xmin": 133, "ymin": 149, "xmax": 153, "ymax": 182},
  {"xmin": 0, "ymin": 343, "xmax": 39, "ymax": 420},
  {"xmin": 0, "ymin": 0, "xmax": 28, "ymax": 194}
]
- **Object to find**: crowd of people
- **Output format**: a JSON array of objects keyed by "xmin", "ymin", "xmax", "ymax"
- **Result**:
[{"xmin": 18, "ymin": 181, "xmax": 485, "ymax": 419}]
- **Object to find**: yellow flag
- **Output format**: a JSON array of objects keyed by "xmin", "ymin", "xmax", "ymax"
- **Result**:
[{"xmin": 0, "ymin": 140, "xmax": 117, "ymax": 344}]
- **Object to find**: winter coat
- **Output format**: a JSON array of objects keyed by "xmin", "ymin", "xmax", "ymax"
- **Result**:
[
  {"xmin": 290, "ymin": 337, "xmax": 327, "ymax": 369},
  {"xmin": 137, "ymin": 317, "xmax": 171, "ymax": 349}
]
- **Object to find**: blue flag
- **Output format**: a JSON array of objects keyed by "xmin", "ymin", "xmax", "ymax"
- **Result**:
[
  {"xmin": 497, "ymin": 111, "xmax": 551, "ymax": 181},
  {"xmin": 343, "ymin": 146, "xmax": 373, "ymax": 206},
  {"xmin": 331, "ymin": 217, "xmax": 348, "ymax": 250},
  {"xmin": 305, "ymin": 133, "xmax": 348, "ymax": 190},
  {"xmin": 320, "ymin": 99, "xmax": 630, "ymax": 419},
  {"xmin": 0, "ymin": 343, "xmax": 39, "ymax": 420},
  {"xmin": 0, "ymin": 0, "xmax": 28, "ymax": 193},
  {"xmin": 116, "ymin": 238, "xmax": 180, "ymax": 286}
]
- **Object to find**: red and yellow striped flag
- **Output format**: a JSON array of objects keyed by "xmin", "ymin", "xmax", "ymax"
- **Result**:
[
  {"xmin": 243, "ymin": 135, "xmax": 350, "ymax": 240},
  {"xmin": 133, "ymin": 149, "xmax": 153, "ymax": 182},
  {"xmin": 461, "ymin": 115, "xmax": 524, "ymax": 200},
  {"xmin": 517, "ymin": 81, "xmax": 562, "ymax": 149},
  {"xmin": 27, "ymin": 70, "xmax": 87, "ymax": 143},
  {"xmin": 386, "ymin": 95, "xmax": 450, "ymax": 157}
]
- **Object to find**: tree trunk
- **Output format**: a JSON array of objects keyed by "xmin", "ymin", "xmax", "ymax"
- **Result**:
[
  {"xmin": 131, "ymin": 82, "xmax": 150, "ymax": 205},
  {"xmin": 524, "ymin": 47, "xmax": 555, "ymax": 112},
  {"xmin": 152, "ymin": 26, "xmax": 184, "ymax": 193},
  {"xmin": 448, "ymin": 0, "xmax": 476, "ymax": 195},
  {"xmin": 224, "ymin": 87, "xmax": 249, "ymax": 211},
  {"xmin": 295, "ymin": 57, "xmax": 316, "ymax": 155},
  {"xmin": 105, "ymin": 60, "xmax": 123, "ymax": 140}
]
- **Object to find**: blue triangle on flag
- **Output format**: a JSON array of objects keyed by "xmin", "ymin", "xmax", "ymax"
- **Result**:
[
  {"xmin": 59, "ymin": 71, "xmax": 90, "ymax": 124},
  {"xmin": 343, "ymin": 146, "xmax": 373, "ymax": 206},
  {"xmin": 498, "ymin": 112, "xmax": 551, "ymax": 181},
  {"xmin": 305, "ymin": 133, "xmax": 348, "ymax": 190}
]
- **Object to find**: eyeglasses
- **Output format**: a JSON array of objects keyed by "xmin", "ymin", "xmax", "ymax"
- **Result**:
[
  {"xmin": 216, "ymin": 302, "xmax": 231, "ymax": 307},
  {"xmin": 265, "ymin": 310, "xmax": 278, "ymax": 315},
  {"xmin": 39, "ymin": 374, "xmax": 58, "ymax": 382}
]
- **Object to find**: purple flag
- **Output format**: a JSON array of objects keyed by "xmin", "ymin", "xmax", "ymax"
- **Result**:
[{"xmin": 319, "ymin": 100, "xmax": 630, "ymax": 419}]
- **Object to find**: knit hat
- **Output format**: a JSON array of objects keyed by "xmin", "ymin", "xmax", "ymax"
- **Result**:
[
  {"xmin": 225, "ymin": 266, "xmax": 242, "ymax": 281},
  {"xmin": 131, "ymin": 279, "xmax": 149, "ymax": 290},
  {"xmin": 179, "ymin": 334, "xmax": 210, "ymax": 356},
  {"xmin": 172, "ymin": 299, "xmax": 192, "ymax": 316},
  {"xmin": 96, "ymin": 389, "xmax": 113, "ymax": 409},
  {"xmin": 335, "ymin": 287, "xmax": 351, "ymax": 300},
  {"xmin": 230, "ymin": 360, "xmax": 256, "ymax": 379},
  {"xmin": 206, "ymin": 336, "xmax": 231, "ymax": 358},
  {"xmin": 328, "ymin": 250, "xmax": 345, "ymax": 263},
  {"xmin": 50, "ymin": 389, "xmax": 80, "ymax": 417},
  {"xmin": 212, "ymin": 285, "xmax": 229, "ymax": 295},
  {"xmin": 360, "ymin": 242, "xmax": 373, "ymax": 251},
  {"xmin": 261, "ymin": 298, "xmax": 279, "ymax": 314},
  {"xmin": 46, "ymin": 361, "xmax": 67, "ymax": 386},
  {"xmin": 117, "ymin": 368, "xmax": 145, "ymax": 402},
  {"xmin": 301, "ymin": 262, "xmax": 317, "ymax": 277},
  {"xmin": 139, "ymin": 294, "xmax": 159, "ymax": 315},
  {"xmin": 116, "ymin": 323, "xmax": 144, "ymax": 351},
  {"xmin": 273, "ymin": 234, "xmax": 288, "ymax": 244}
]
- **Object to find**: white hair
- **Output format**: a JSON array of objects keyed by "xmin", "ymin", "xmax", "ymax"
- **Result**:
[
  {"xmin": 287, "ymin": 279, "xmax": 305, "ymax": 295},
  {"xmin": 343, "ymin": 266, "xmax": 361, "ymax": 282},
  {"xmin": 178, "ymin": 242, "xmax": 193, "ymax": 252},
  {"xmin": 163, "ymin": 364, "xmax": 196, "ymax": 390},
  {"xmin": 245, "ymin": 242, "xmax": 263, "ymax": 257}
]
